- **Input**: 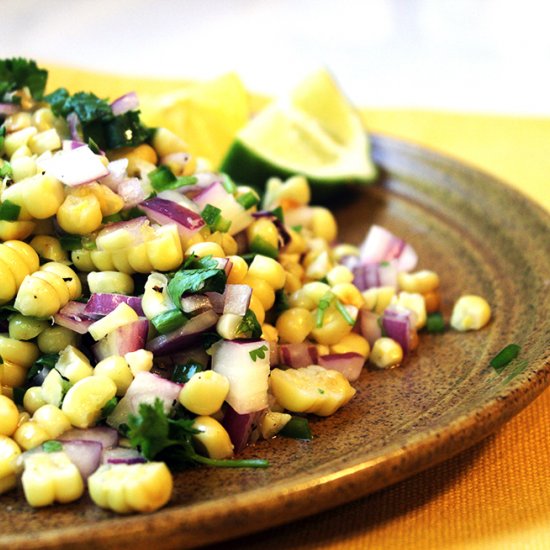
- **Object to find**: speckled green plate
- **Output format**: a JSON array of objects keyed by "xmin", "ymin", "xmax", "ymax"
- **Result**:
[{"xmin": 2, "ymin": 135, "xmax": 549, "ymax": 549}]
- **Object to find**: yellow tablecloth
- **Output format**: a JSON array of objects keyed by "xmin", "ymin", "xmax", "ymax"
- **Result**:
[{"xmin": 47, "ymin": 65, "xmax": 550, "ymax": 549}]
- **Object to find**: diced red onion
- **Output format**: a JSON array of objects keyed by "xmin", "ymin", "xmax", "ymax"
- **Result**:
[
  {"xmin": 222, "ymin": 404, "xmax": 264, "ymax": 454},
  {"xmin": 355, "ymin": 308, "xmax": 382, "ymax": 347},
  {"xmin": 211, "ymin": 339, "xmax": 270, "ymax": 414},
  {"xmin": 338, "ymin": 254, "xmax": 360, "ymax": 271},
  {"xmin": 0, "ymin": 103, "xmax": 18, "ymax": 116},
  {"xmin": 53, "ymin": 300, "xmax": 95, "ymax": 334},
  {"xmin": 359, "ymin": 225, "xmax": 418, "ymax": 272},
  {"xmin": 66, "ymin": 112, "xmax": 82, "ymax": 142},
  {"xmin": 381, "ymin": 306, "xmax": 414, "ymax": 355},
  {"xmin": 117, "ymin": 177, "xmax": 148, "ymax": 208},
  {"xmin": 84, "ymin": 293, "xmax": 144, "ymax": 318},
  {"xmin": 193, "ymin": 181, "xmax": 252, "ymax": 235},
  {"xmin": 318, "ymin": 352, "xmax": 365, "ymax": 382},
  {"xmin": 146, "ymin": 309, "xmax": 219, "ymax": 355},
  {"xmin": 62, "ymin": 139, "xmax": 86, "ymax": 151},
  {"xmin": 180, "ymin": 294, "xmax": 212, "ymax": 314},
  {"xmin": 92, "ymin": 318, "xmax": 149, "ymax": 361},
  {"xmin": 40, "ymin": 144, "xmax": 109, "ymax": 186},
  {"xmin": 99, "ymin": 158, "xmax": 129, "ymax": 191},
  {"xmin": 102, "ymin": 447, "xmax": 146, "ymax": 465},
  {"xmin": 110, "ymin": 92, "xmax": 139, "ymax": 116},
  {"xmin": 278, "ymin": 343, "xmax": 319, "ymax": 368},
  {"xmin": 213, "ymin": 257, "xmax": 232, "ymax": 276},
  {"xmin": 223, "ymin": 284, "xmax": 252, "ymax": 316},
  {"xmin": 58, "ymin": 426, "xmax": 119, "ymax": 449},
  {"xmin": 204, "ymin": 292, "xmax": 225, "ymax": 314},
  {"xmin": 60, "ymin": 440, "xmax": 102, "ymax": 480},
  {"xmin": 140, "ymin": 197, "xmax": 205, "ymax": 242},
  {"xmin": 352, "ymin": 259, "xmax": 398, "ymax": 291},
  {"xmin": 107, "ymin": 371, "xmax": 181, "ymax": 429}
]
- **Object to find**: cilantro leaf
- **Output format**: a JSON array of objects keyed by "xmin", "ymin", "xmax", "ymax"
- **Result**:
[
  {"xmin": 167, "ymin": 255, "xmax": 227, "ymax": 308},
  {"xmin": 127, "ymin": 399, "xmax": 269, "ymax": 468},
  {"xmin": 249, "ymin": 344, "xmax": 268, "ymax": 362},
  {"xmin": 0, "ymin": 58, "xmax": 48, "ymax": 101},
  {"xmin": 236, "ymin": 309, "xmax": 262, "ymax": 338}
]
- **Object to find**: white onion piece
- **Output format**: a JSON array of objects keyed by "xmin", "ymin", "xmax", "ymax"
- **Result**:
[
  {"xmin": 193, "ymin": 181, "xmax": 252, "ymax": 235},
  {"xmin": 355, "ymin": 308, "xmax": 382, "ymax": 347},
  {"xmin": 211, "ymin": 339, "xmax": 270, "ymax": 414},
  {"xmin": 102, "ymin": 447, "xmax": 146, "ymax": 465},
  {"xmin": 100, "ymin": 158, "xmax": 129, "ymax": 190},
  {"xmin": 60, "ymin": 440, "xmax": 103, "ymax": 479},
  {"xmin": 223, "ymin": 284, "xmax": 252, "ymax": 316},
  {"xmin": 107, "ymin": 372, "xmax": 181, "ymax": 429},
  {"xmin": 117, "ymin": 177, "xmax": 148, "ymax": 208},
  {"xmin": 40, "ymin": 144, "xmax": 109, "ymax": 186}
]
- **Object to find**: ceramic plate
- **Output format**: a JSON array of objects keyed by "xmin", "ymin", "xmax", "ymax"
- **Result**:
[{"xmin": 2, "ymin": 135, "xmax": 549, "ymax": 549}]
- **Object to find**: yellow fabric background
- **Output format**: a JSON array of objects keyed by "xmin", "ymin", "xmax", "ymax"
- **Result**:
[{"xmin": 47, "ymin": 65, "xmax": 550, "ymax": 549}]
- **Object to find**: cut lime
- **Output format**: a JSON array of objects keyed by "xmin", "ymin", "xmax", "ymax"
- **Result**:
[{"xmin": 220, "ymin": 69, "xmax": 377, "ymax": 197}]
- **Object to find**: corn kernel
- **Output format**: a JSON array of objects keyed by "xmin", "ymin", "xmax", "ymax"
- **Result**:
[
  {"xmin": 13, "ymin": 421, "xmax": 50, "ymax": 451},
  {"xmin": 451, "ymin": 295, "xmax": 491, "ymax": 331},
  {"xmin": 370, "ymin": 337, "xmax": 403, "ymax": 369},
  {"xmin": 178, "ymin": 371, "xmax": 229, "ymax": 416},
  {"xmin": 276, "ymin": 307, "xmax": 315, "ymax": 344},
  {"xmin": 191, "ymin": 416, "xmax": 233, "ymax": 459},
  {"xmin": 94, "ymin": 356, "xmax": 134, "ymax": 396},
  {"xmin": 0, "ymin": 395, "xmax": 19, "ymax": 436},
  {"xmin": 330, "ymin": 333, "xmax": 370, "ymax": 357}
]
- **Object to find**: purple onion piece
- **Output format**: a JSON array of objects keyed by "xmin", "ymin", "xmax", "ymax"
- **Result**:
[
  {"xmin": 223, "ymin": 284, "xmax": 252, "ymax": 316},
  {"xmin": 110, "ymin": 91, "xmax": 139, "ymax": 116},
  {"xmin": 318, "ymin": 352, "xmax": 365, "ymax": 382},
  {"xmin": 222, "ymin": 404, "xmax": 264, "ymax": 454},
  {"xmin": 58, "ymin": 426, "xmax": 119, "ymax": 449},
  {"xmin": 117, "ymin": 177, "xmax": 148, "ymax": 208},
  {"xmin": 180, "ymin": 294, "xmax": 212, "ymax": 314},
  {"xmin": 381, "ymin": 307, "xmax": 413, "ymax": 355},
  {"xmin": 0, "ymin": 103, "xmax": 18, "ymax": 116},
  {"xmin": 60, "ymin": 440, "xmax": 103, "ymax": 480},
  {"xmin": 356, "ymin": 308, "xmax": 382, "ymax": 347},
  {"xmin": 92, "ymin": 318, "xmax": 149, "ymax": 361},
  {"xmin": 84, "ymin": 293, "xmax": 144, "ymax": 318},
  {"xmin": 54, "ymin": 300, "xmax": 95, "ymax": 335},
  {"xmin": 278, "ymin": 343, "xmax": 319, "ymax": 368},
  {"xmin": 102, "ymin": 446, "xmax": 146, "ymax": 465},
  {"xmin": 204, "ymin": 292, "xmax": 225, "ymax": 314}
]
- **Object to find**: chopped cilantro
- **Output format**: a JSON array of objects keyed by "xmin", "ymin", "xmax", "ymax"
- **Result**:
[
  {"xmin": 0, "ymin": 199, "xmax": 20, "ymax": 221},
  {"xmin": 249, "ymin": 235, "xmax": 278, "ymax": 259},
  {"xmin": 279, "ymin": 416, "xmax": 313, "ymax": 440},
  {"xmin": 0, "ymin": 162, "xmax": 12, "ymax": 179},
  {"xmin": 236, "ymin": 309, "xmax": 262, "ymax": 338},
  {"xmin": 101, "ymin": 397, "xmax": 119, "ymax": 419},
  {"xmin": 426, "ymin": 312, "xmax": 446, "ymax": 333},
  {"xmin": 0, "ymin": 58, "xmax": 48, "ymax": 101},
  {"xmin": 26, "ymin": 353, "xmax": 59, "ymax": 382},
  {"xmin": 148, "ymin": 165, "xmax": 197, "ymax": 192},
  {"xmin": 167, "ymin": 255, "xmax": 227, "ymax": 308},
  {"xmin": 42, "ymin": 440, "xmax": 63, "ymax": 453},
  {"xmin": 249, "ymin": 344, "xmax": 268, "ymax": 362},
  {"xmin": 201, "ymin": 203, "xmax": 232, "ymax": 233},
  {"xmin": 236, "ymin": 191, "xmax": 259, "ymax": 210},
  {"xmin": 334, "ymin": 298, "xmax": 355, "ymax": 326},
  {"xmin": 316, "ymin": 291, "xmax": 334, "ymax": 328},
  {"xmin": 127, "ymin": 399, "xmax": 268, "ymax": 468},
  {"xmin": 491, "ymin": 344, "xmax": 521, "ymax": 373},
  {"xmin": 59, "ymin": 235, "xmax": 82, "ymax": 251},
  {"xmin": 172, "ymin": 361, "xmax": 205, "ymax": 384},
  {"xmin": 151, "ymin": 309, "xmax": 188, "ymax": 334}
]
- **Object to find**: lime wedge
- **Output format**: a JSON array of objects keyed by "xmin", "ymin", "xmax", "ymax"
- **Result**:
[
  {"xmin": 139, "ymin": 73, "xmax": 250, "ymax": 167},
  {"xmin": 220, "ymin": 69, "xmax": 377, "ymax": 195}
]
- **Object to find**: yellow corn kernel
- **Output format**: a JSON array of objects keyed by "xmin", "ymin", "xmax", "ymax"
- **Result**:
[
  {"xmin": 17, "ymin": 411, "xmax": 30, "ymax": 427},
  {"xmin": 178, "ymin": 371, "xmax": 230, "ymax": 416},
  {"xmin": 152, "ymin": 127, "xmax": 188, "ymax": 157},
  {"xmin": 94, "ymin": 356, "xmax": 134, "ymax": 396},
  {"xmin": 71, "ymin": 249, "xmax": 96, "ymax": 272},
  {"xmin": 3, "ymin": 127, "xmax": 37, "ymax": 157},
  {"xmin": 128, "ymin": 144, "xmax": 158, "ymax": 165},
  {"xmin": 0, "ymin": 360, "xmax": 27, "ymax": 388},
  {"xmin": 248, "ymin": 255, "xmax": 286, "ymax": 290},
  {"xmin": 330, "ymin": 333, "xmax": 370, "ymax": 357},
  {"xmin": 326, "ymin": 265, "xmax": 354, "ymax": 286},
  {"xmin": 260, "ymin": 411, "xmax": 292, "ymax": 439},
  {"xmin": 288, "ymin": 287, "xmax": 316, "ymax": 310},
  {"xmin": 62, "ymin": 375, "xmax": 117, "ymax": 428},
  {"xmin": 226, "ymin": 255, "xmax": 248, "ymax": 284},
  {"xmin": 310, "ymin": 306, "xmax": 354, "ymax": 346},
  {"xmin": 23, "ymin": 387, "xmax": 47, "ymax": 415},
  {"xmin": 216, "ymin": 313, "xmax": 242, "ymax": 340},
  {"xmin": 276, "ymin": 307, "xmax": 315, "ymax": 344},
  {"xmin": 9, "ymin": 144, "xmax": 32, "ymax": 160},
  {"xmin": 40, "ymin": 262, "xmax": 81, "ymax": 300},
  {"xmin": 310, "ymin": 207, "xmax": 338, "ymax": 242},
  {"xmin": 124, "ymin": 349, "xmax": 153, "ymax": 376},
  {"xmin": 54, "ymin": 345, "xmax": 93, "ymax": 384},
  {"xmin": 0, "ymin": 334, "xmax": 39, "ymax": 367},
  {"xmin": 29, "ymin": 235, "xmax": 68, "ymax": 263},
  {"xmin": 90, "ymin": 250, "xmax": 116, "ymax": 271},
  {"xmin": 248, "ymin": 294, "xmax": 265, "ymax": 325},
  {"xmin": 283, "ymin": 227, "xmax": 308, "ymax": 254},
  {"xmin": 191, "ymin": 416, "xmax": 233, "ymax": 459},
  {"xmin": 398, "ymin": 270, "xmax": 440, "ymax": 294},
  {"xmin": 88, "ymin": 303, "xmax": 139, "ymax": 341},
  {"xmin": 362, "ymin": 286, "xmax": 396, "ymax": 314},
  {"xmin": 243, "ymin": 274, "xmax": 275, "ymax": 311},
  {"xmin": 11, "ymin": 155, "xmax": 37, "ymax": 182},
  {"xmin": 246, "ymin": 218, "xmax": 280, "ymax": 252},
  {"xmin": 0, "ymin": 220, "xmax": 35, "ymax": 242},
  {"xmin": 261, "ymin": 323, "xmax": 278, "ymax": 342},
  {"xmin": 146, "ymin": 225, "xmax": 183, "ymax": 271},
  {"xmin": 370, "ymin": 337, "xmax": 403, "ymax": 369},
  {"xmin": 87, "ymin": 271, "xmax": 134, "ymax": 295},
  {"xmin": 450, "ymin": 295, "xmax": 491, "ymax": 331},
  {"xmin": 32, "ymin": 107, "xmax": 55, "ymax": 131},
  {"xmin": 0, "ymin": 395, "xmax": 19, "ymax": 436},
  {"xmin": 0, "ymin": 242, "xmax": 35, "ymax": 286},
  {"xmin": 284, "ymin": 271, "xmax": 302, "ymax": 293},
  {"xmin": 4, "ymin": 112, "xmax": 32, "ymax": 133},
  {"xmin": 28, "ymin": 128, "xmax": 61, "ymax": 155},
  {"xmin": 305, "ymin": 250, "xmax": 332, "ymax": 281},
  {"xmin": 301, "ymin": 282, "xmax": 332, "ymax": 305},
  {"xmin": 88, "ymin": 183, "xmax": 125, "ymax": 217},
  {"xmin": 0, "ymin": 435, "xmax": 21, "ymax": 494},
  {"xmin": 185, "ymin": 241, "xmax": 225, "ymax": 258},
  {"xmin": 40, "ymin": 369, "xmax": 64, "ymax": 408},
  {"xmin": 331, "ymin": 244, "xmax": 360, "ymax": 262},
  {"xmin": 32, "ymin": 405, "xmax": 71, "ymax": 439},
  {"xmin": 13, "ymin": 420, "xmax": 50, "ymax": 451},
  {"xmin": 331, "ymin": 283, "xmax": 365, "ymax": 309},
  {"xmin": 270, "ymin": 365, "xmax": 355, "ymax": 416},
  {"xmin": 21, "ymin": 451, "xmax": 84, "ymax": 507},
  {"xmin": 33, "ymin": 270, "xmax": 71, "ymax": 307},
  {"xmin": 14, "ymin": 276, "xmax": 61, "ymax": 318},
  {"xmin": 391, "ymin": 292, "xmax": 427, "ymax": 329},
  {"xmin": 207, "ymin": 231, "xmax": 238, "ymax": 256},
  {"xmin": 57, "ymin": 193, "xmax": 103, "ymax": 235},
  {"xmin": 88, "ymin": 462, "xmax": 173, "ymax": 514}
]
